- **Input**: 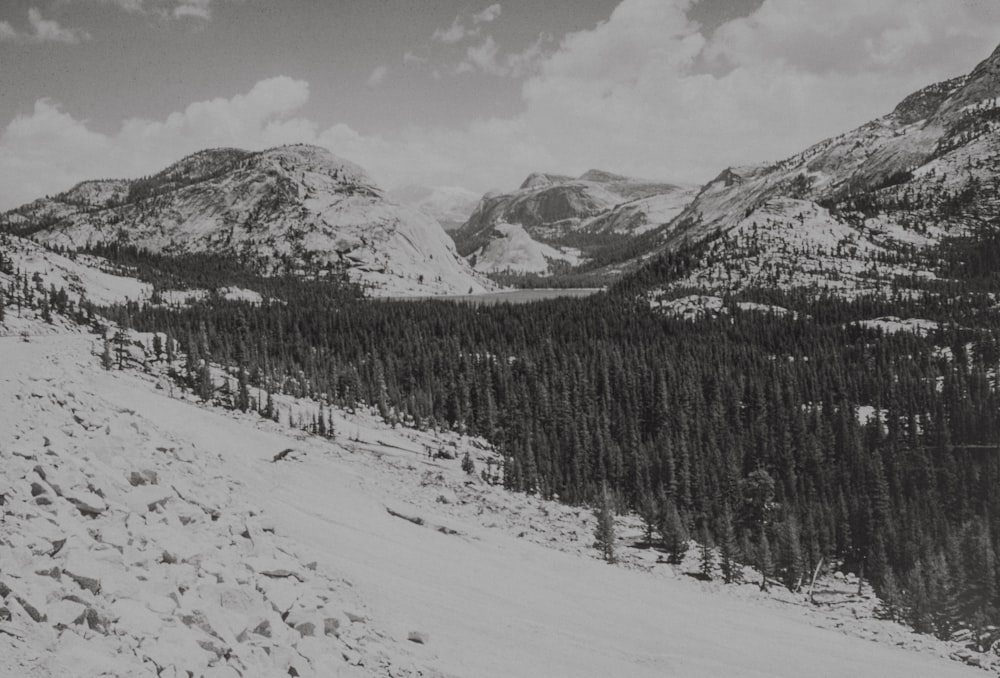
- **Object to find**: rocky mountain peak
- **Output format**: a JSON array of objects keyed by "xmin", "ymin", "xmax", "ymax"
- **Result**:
[
  {"xmin": 519, "ymin": 172, "xmax": 574, "ymax": 190},
  {"xmin": 578, "ymin": 169, "xmax": 630, "ymax": 183},
  {"xmin": 890, "ymin": 76, "xmax": 967, "ymax": 125}
]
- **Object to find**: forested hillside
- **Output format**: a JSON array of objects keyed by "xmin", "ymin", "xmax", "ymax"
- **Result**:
[{"xmin": 74, "ymin": 217, "xmax": 1000, "ymax": 648}]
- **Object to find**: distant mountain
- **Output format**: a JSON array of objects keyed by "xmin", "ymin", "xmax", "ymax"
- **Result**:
[
  {"xmin": 387, "ymin": 185, "xmax": 481, "ymax": 232},
  {"xmin": 628, "ymin": 42, "xmax": 1000, "ymax": 307},
  {"xmin": 1, "ymin": 144, "xmax": 493, "ymax": 297},
  {"xmin": 452, "ymin": 170, "xmax": 697, "ymax": 276}
]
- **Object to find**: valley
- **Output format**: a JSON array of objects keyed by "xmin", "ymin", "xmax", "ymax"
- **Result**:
[{"xmin": 3, "ymin": 14, "xmax": 1000, "ymax": 678}]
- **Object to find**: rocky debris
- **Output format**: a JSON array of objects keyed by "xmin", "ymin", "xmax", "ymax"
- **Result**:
[{"xmin": 0, "ymin": 351, "xmax": 425, "ymax": 678}]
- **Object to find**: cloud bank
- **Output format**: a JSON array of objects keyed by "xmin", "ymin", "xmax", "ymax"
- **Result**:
[{"xmin": 2, "ymin": 0, "xmax": 1000, "ymax": 209}]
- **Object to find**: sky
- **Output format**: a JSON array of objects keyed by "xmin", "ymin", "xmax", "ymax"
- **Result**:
[{"xmin": 1, "ymin": 0, "xmax": 1000, "ymax": 209}]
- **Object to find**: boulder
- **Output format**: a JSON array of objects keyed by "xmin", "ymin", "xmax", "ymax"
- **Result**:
[
  {"xmin": 257, "ymin": 576, "xmax": 301, "ymax": 616},
  {"xmin": 48, "ymin": 599, "xmax": 87, "ymax": 627},
  {"xmin": 110, "ymin": 599, "xmax": 163, "ymax": 637},
  {"xmin": 124, "ymin": 485, "xmax": 174, "ymax": 515},
  {"xmin": 63, "ymin": 552, "xmax": 107, "ymax": 595},
  {"xmin": 128, "ymin": 470, "xmax": 159, "ymax": 487},
  {"xmin": 64, "ymin": 489, "xmax": 107, "ymax": 517},
  {"xmin": 294, "ymin": 621, "xmax": 317, "ymax": 637},
  {"xmin": 407, "ymin": 630, "xmax": 430, "ymax": 644},
  {"xmin": 323, "ymin": 617, "xmax": 341, "ymax": 637}
]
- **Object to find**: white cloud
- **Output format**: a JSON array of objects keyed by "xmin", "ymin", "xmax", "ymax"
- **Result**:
[
  {"xmin": 431, "ymin": 16, "xmax": 468, "ymax": 44},
  {"xmin": 0, "ymin": 22, "xmax": 18, "ymax": 41},
  {"xmin": 457, "ymin": 32, "xmax": 551, "ymax": 77},
  {"xmin": 0, "ymin": 77, "xmax": 314, "ymax": 208},
  {"xmin": 0, "ymin": 8, "xmax": 91, "ymax": 44},
  {"xmin": 4, "ymin": 0, "xmax": 1000, "ymax": 210},
  {"xmin": 77, "ymin": 0, "xmax": 219, "ymax": 20},
  {"xmin": 366, "ymin": 65, "xmax": 388, "ymax": 88},
  {"xmin": 431, "ymin": 4, "xmax": 502, "ymax": 44},
  {"xmin": 471, "ymin": 4, "xmax": 501, "ymax": 24},
  {"xmin": 403, "ymin": 50, "xmax": 425, "ymax": 65},
  {"xmin": 172, "ymin": 1, "xmax": 212, "ymax": 20}
]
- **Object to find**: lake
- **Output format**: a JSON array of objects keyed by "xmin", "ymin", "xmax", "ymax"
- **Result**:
[{"xmin": 390, "ymin": 288, "xmax": 603, "ymax": 305}]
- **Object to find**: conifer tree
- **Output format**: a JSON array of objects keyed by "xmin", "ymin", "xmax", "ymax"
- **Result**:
[
  {"xmin": 660, "ymin": 501, "xmax": 688, "ymax": 565},
  {"xmin": 594, "ymin": 483, "xmax": 617, "ymax": 564},
  {"xmin": 757, "ymin": 529, "xmax": 774, "ymax": 592},
  {"xmin": 719, "ymin": 508, "xmax": 742, "ymax": 584},
  {"xmin": 699, "ymin": 522, "xmax": 714, "ymax": 580},
  {"xmin": 777, "ymin": 516, "xmax": 804, "ymax": 591}
]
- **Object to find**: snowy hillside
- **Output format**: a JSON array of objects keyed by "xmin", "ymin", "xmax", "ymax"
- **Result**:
[
  {"xmin": 0, "ymin": 315, "xmax": 987, "ymax": 678},
  {"xmin": 1, "ymin": 145, "xmax": 493, "ymax": 298},
  {"xmin": 453, "ymin": 170, "xmax": 696, "ymax": 276}
]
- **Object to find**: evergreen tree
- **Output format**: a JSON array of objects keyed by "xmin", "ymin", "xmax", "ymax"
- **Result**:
[
  {"xmin": 594, "ymin": 483, "xmax": 617, "ymax": 564},
  {"xmin": 699, "ymin": 522, "xmax": 714, "ymax": 580},
  {"xmin": 660, "ymin": 499, "xmax": 688, "ymax": 565},
  {"xmin": 776, "ymin": 516, "xmax": 804, "ymax": 592},
  {"xmin": 757, "ymin": 529, "xmax": 774, "ymax": 592},
  {"xmin": 461, "ymin": 451, "xmax": 476, "ymax": 475},
  {"xmin": 719, "ymin": 508, "xmax": 742, "ymax": 584}
]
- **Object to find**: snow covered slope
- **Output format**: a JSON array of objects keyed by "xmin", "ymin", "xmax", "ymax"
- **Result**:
[
  {"xmin": 1, "ymin": 145, "xmax": 492, "ymax": 297},
  {"xmin": 0, "ymin": 329, "xmax": 985, "ymax": 678},
  {"xmin": 453, "ymin": 170, "xmax": 696, "ymax": 276}
]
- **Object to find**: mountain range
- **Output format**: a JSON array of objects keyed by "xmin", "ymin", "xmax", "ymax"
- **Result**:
[
  {"xmin": 1, "ymin": 145, "xmax": 491, "ymax": 297},
  {"xmin": 4, "ymin": 45, "xmax": 1000, "ymax": 303}
]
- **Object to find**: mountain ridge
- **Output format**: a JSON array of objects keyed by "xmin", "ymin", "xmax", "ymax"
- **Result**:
[
  {"xmin": 1, "ymin": 144, "xmax": 493, "ymax": 297},
  {"xmin": 453, "ymin": 169, "xmax": 696, "ymax": 276}
]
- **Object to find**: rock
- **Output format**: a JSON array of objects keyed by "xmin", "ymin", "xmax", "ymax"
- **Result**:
[
  {"xmin": 13, "ymin": 594, "xmax": 46, "ymax": 623},
  {"xmin": 252, "ymin": 618, "xmax": 272, "ymax": 638},
  {"xmin": 323, "ymin": 617, "xmax": 341, "ymax": 637},
  {"xmin": 341, "ymin": 649, "xmax": 363, "ymax": 666},
  {"xmin": 124, "ymin": 485, "xmax": 174, "ymax": 514},
  {"xmin": 80, "ymin": 606, "xmax": 112, "ymax": 634},
  {"xmin": 248, "ymin": 556, "xmax": 303, "ymax": 581},
  {"xmin": 63, "ymin": 552, "xmax": 106, "ymax": 595},
  {"xmin": 96, "ymin": 524, "xmax": 130, "ymax": 550},
  {"xmin": 48, "ymin": 599, "xmax": 87, "ymax": 627},
  {"xmin": 294, "ymin": 621, "xmax": 316, "ymax": 637},
  {"xmin": 407, "ymin": 630, "xmax": 429, "ymax": 644},
  {"xmin": 202, "ymin": 667, "xmax": 241, "ymax": 678},
  {"xmin": 0, "ymin": 607, "xmax": 9, "ymax": 622},
  {"xmin": 128, "ymin": 470, "xmax": 159, "ymax": 486},
  {"xmin": 110, "ymin": 599, "xmax": 163, "ymax": 637},
  {"xmin": 64, "ymin": 489, "xmax": 107, "ymax": 517},
  {"xmin": 35, "ymin": 566, "xmax": 61, "ymax": 579},
  {"xmin": 258, "ymin": 576, "xmax": 301, "ymax": 616},
  {"xmin": 345, "ymin": 611, "xmax": 366, "ymax": 623}
]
